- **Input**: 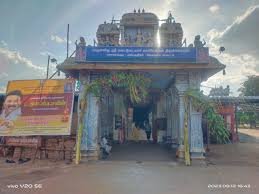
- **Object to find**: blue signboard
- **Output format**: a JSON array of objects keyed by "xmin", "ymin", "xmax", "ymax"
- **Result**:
[{"xmin": 75, "ymin": 46, "xmax": 209, "ymax": 64}]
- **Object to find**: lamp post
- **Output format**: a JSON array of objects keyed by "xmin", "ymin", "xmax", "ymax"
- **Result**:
[{"xmin": 46, "ymin": 55, "xmax": 50, "ymax": 79}]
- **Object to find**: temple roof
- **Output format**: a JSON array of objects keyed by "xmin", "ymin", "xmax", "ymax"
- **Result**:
[
  {"xmin": 121, "ymin": 12, "xmax": 159, "ymax": 26},
  {"xmin": 97, "ymin": 23, "xmax": 119, "ymax": 35},
  {"xmin": 210, "ymin": 96, "xmax": 259, "ymax": 104},
  {"xmin": 58, "ymin": 10, "xmax": 226, "ymax": 82}
]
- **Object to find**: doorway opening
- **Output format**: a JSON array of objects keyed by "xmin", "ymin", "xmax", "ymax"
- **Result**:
[
  {"xmin": 104, "ymin": 84, "xmax": 178, "ymax": 161},
  {"xmin": 133, "ymin": 105, "xmax": 151, "ymax": 130}
]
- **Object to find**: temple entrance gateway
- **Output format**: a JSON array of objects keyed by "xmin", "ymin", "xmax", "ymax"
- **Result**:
[{"xmin": 58, "ymin": 10, "xmax": 225, "ymax": 162}]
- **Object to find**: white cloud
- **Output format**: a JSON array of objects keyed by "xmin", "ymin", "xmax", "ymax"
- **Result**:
[
  {"xmin": 40, "ymin": 51, "xmax": 55, "ymax": 57},
  {"xmin": 0, "ymin": 46, "xmax": 45, "ymax": 92},
  {"xmin": 50, "ymin": 35, "xmax": 72, "ymax": 44},
  {"xmin": 146, "ymin": 0, "xmax": 177, "ymax": 19},
  {"xmin": 202, "ymin": 50, "xmax": 259, "ymax": 96},
  {"xmin": 0, "ymin": 72, "xmax": 8, "ymax": 79},
  {"xmin": 206, "ymin": 36, "xmax": 259, "ymax": 89},
  {"xmin": 235, "ymin": 4, "xmax": 259, "ymax": 24},
  {"xmin": 208, "ymin": 5, "xmax": 259, "ymax": 57},
  {"xmin": 0, "ymin": 47, "xmax": 43, "ymax": 71},
  {"xmin": 41, "ymin": 41, "xmax": 47, "ymax": 46},
  {"xmin": 203, "ymin": 5, "xmax": 259, "ymax": 96},
  {"xmin": 51, "ymin": 35, "xmax": 67, "ymax": 44},
  {"xmin": 0, "ymin": 40, "xmax": 8, "ymax": 47},
  {"xmin": 209, "ymin": 4, "xmax": 220, "ymax": 14}
]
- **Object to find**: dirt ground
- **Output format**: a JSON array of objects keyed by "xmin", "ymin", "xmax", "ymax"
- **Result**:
[
  {"xmin": 239, "ymin": 129, "xmax": 259, "ymax": 138},
  {"xmin": 239, "ymin": 128, "xmax": 259, "ymax": 143},
  {"xmin": 0, "ymin": 142, "xmax": 258, "ymax": 194}
]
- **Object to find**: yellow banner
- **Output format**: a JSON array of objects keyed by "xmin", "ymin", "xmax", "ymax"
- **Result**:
[{"xmin": 0, "ymin": 79, "xmax": 75, "ymax": 136}]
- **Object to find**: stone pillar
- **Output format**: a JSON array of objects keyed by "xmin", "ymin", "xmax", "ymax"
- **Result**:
[
  {"xmin": 177, "ymin": 92, "xmax": 185, "ymax": 158},
  {"xmin": 166, "ymin": 92, "xmax": 172, "ymax": 138},
  {"xmin": 120, "ymin": 25, "xmax": 125, "ymax": 45},
  {"xmin": 189, "ymin": 71, "xmax": 205, "ymax": 159},
  {"xmin": 85, "ymin": 94, "xmax": 99, "ymax": 153},
  {"xmin": 189, "ymin": 106, "xmax": 205, "ymax": 159},
  {"xmin": 154, "ymin": 25, "xmax": 159, "ymax": 47},
  {"xmin": 78, "ymin": 71, "xmax": 100, "ymax": 160},
  {"xmin": 78, "ymin": 71, "xmax": 89, "ymax": 152},
  {"xmin": 175, "ymin": 73, "xmax": 189, "ymax": 158},
  {"xmin": 170, "ymin": 87, "xmax": 179, "ymax": 147}
]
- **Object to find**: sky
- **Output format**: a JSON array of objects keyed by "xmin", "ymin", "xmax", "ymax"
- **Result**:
[{"xmin": 0, "ymin": 0, "xmax": 259, "ymax": 96}]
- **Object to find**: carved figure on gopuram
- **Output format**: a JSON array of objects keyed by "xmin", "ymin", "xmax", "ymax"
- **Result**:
[
  {"xmin": 135, "ymin": 29, "xmax": 144, "ymax": 46},
  {"xmin": 143, "ymin": 32, "xmax": 154, "ymax": 47},
  {"xmin": 188, "ymin": 43, "xmax": 194, "ymax": 48},
  {"xmin": 159, "ymin": 12, "xmax": 183, "ymax": 47},
  {"xmin": 120, "ymin": 10, "xmax": 159, "ymax": 46},
  {"xmin": 194, "ymin": 35, "xmax": 206, "ymax": 48},
  {"xmin": 124, "ymin": 34, "xmax": 129, "ymax": 45},
  {"xmin": 104, "ymin": 36, "xmax": 111, "ymax": 46},
  {"xmin": 167, "ymin": 11, "xmax": 175, "ymax": 23},
  {"xmin": 96, "ymin": 22, "xmax": 120, "ymax": 46}
]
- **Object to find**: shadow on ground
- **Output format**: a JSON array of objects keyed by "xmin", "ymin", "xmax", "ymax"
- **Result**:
[{"xmin": 106, "ymin": 142, "xmax": 176, "ymax": 162}]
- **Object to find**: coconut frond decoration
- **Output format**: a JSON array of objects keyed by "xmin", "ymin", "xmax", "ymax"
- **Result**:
[
  {"xmin": 184, "ymin": 89, "xmax": 230, "ymax": 144},
  {"xmin": 83, "ymin": 72, "xmax": 151, "ymax": 104}
]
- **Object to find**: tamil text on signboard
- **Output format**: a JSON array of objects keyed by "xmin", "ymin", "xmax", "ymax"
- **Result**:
[{"xmin": 75, "ymin": 46, "xmax": 209, "ymax": 63}]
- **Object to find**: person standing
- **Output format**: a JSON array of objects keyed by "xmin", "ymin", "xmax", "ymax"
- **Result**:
[{"xmin": 144, "ymin": 120, "xmax": 151, "ymax": 141}]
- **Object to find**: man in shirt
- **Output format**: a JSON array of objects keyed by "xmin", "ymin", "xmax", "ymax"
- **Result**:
[{"xmin": 0, "ymin": 90, "xmax": 22, "ymax": 131}]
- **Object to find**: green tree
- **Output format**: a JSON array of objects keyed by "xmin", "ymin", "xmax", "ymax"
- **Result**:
[
  {"xmin": 238, "ymin": 76, "xmax": 259, "ymax": 128},
  {"xmin": 209, "ymin": 85, "xmax": 230, "ymax": 96},
  {"xmin": 236, "ymin": 112, "xmax": 249, "ymax": 124},
  {"xmin": 239, "ymin": 76, "xmax": 259, "ymax": 96}
]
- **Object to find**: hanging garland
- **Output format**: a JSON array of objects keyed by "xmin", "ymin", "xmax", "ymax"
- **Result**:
[
  {"xmin": 84, "ymin": 72, "xmax": 151, "ymax": 104},
  {"xmin": 75, "ymin": 72, "xmax": 151, "ymax": 164}
]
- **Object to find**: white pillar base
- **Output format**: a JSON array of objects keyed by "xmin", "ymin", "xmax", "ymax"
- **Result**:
[{"xmin": 177, "ymin": 145, "xmax": 185, "ymax": 158}]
